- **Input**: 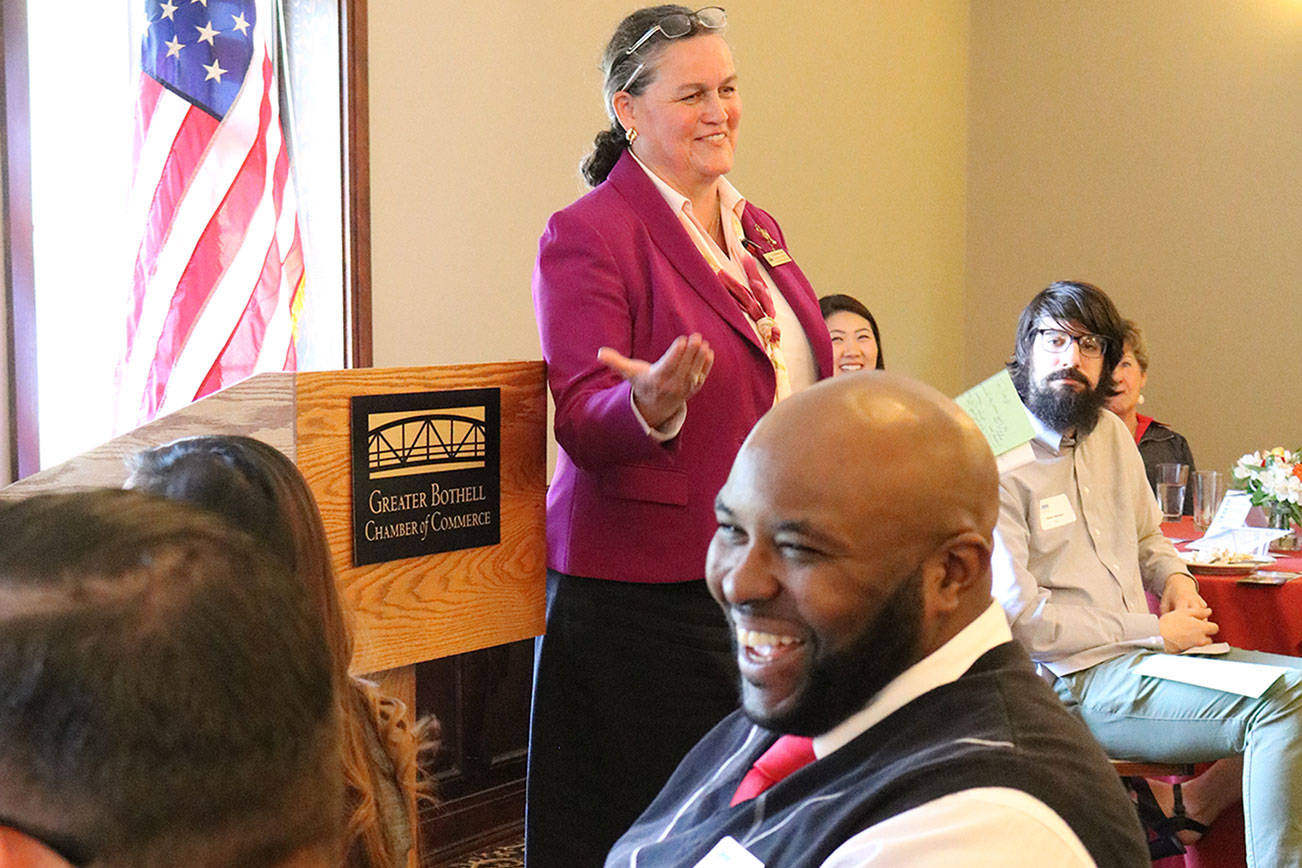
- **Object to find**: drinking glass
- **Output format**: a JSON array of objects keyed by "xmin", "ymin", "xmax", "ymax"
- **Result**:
[
  {"xmin": 1193, "ymin": 470, "xmax": 1227, "ymax": 531},
  {"xmin": 1155, "ymin": 463, "xmax": 1189, "ymax": 522}
]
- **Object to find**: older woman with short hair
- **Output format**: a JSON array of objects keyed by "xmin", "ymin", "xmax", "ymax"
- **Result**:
[
  {"xmin": 1105, "ymin": 319, "xmax": 1197, "ymax": 515},
  {"xmin": 529, "ymin": 6, "xmax": 832, "ymax": 863}
]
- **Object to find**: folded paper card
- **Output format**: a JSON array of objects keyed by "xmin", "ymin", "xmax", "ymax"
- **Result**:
[
  {"xmin": 1189, "ymin": 527, "xmax": 1289, "ymax": 558},
  {"xmin": 1188, "ymin": 491, "xmax": 1289, "ymax": 556},
  {"xmin": 1204, "ymin": 490, "xmax": 1254, "ymax": 536},
  {"xmin": 1135, "ymin": 653, "xmax": 1288, "ymax": 697}
]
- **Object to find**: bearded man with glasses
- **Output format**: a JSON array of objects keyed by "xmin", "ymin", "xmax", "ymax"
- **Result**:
[{"xmin": 991, "ymin": 280, "xmax": 1302, "ymax": 866}]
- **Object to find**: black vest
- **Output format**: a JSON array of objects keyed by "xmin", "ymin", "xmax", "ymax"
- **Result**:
[{"xmin": 608, "ymin": 642, "xmax": 1148, "ymax": 867}]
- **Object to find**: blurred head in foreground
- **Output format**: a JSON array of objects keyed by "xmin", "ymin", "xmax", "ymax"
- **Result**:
[
  {"xmin": 128, "ymin": 435, "xmax": 429, "ymax": 867},
  {"xmin": 0, "ymin": 488, "xmax": 340, "ymax": 868}
]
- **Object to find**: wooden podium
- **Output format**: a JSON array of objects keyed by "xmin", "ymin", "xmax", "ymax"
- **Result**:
[{"xmin": 1, "ymin": 363, "xmax": 548, "ymax": 682}]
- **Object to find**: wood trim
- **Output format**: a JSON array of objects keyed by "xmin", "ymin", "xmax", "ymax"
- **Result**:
[
  {"xmin": 1110, "ymin": 760, "xmax": 1197, "ymax": 779},
  {"xmin": 0, "ymin": 372, "xmax": 297, "ymax": 500},
  {"xmin": 421, "ymin": 778, "xmax": 525, "ymax": 866},
  {"xmin": 1, "ymin": 0, "xmax": 39, "ymax": 479},
  {"xmin": 340, "ymin": 0, "xmax": 372, "ymax": 368}
]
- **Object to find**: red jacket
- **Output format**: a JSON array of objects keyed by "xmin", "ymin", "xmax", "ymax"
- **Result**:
[{"xmin": 532, "ymin": 151, "xmax": 832, "ymax": 582}]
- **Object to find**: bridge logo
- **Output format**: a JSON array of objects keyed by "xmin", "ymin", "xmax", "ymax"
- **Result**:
[{"xmin": 366, "ymin": 408, "xmax": 487, "ymax": 479}]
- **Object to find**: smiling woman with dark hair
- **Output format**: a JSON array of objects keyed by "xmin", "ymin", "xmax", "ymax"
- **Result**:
[
  {"xmin": 819, "ymin": 293, "xmax": 885, "ymax": 372},
  {"xmin": 529, "ymin": 5, "xmax": 832, "ymax": 863}
]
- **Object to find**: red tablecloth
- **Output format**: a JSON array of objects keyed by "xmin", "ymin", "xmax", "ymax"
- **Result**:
[
  {"xmin": 1150, "ymin": 518, "xmax": 1302, "ymax": 868},
  {"xmin": 1162, "ymin": 516, "xmax": 1302, "ymax": 655}
]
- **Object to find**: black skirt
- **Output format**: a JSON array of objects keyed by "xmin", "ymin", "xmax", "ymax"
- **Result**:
[{"xmin": 525, "ymin": 570, "xmax": 738, "ymax": 867}]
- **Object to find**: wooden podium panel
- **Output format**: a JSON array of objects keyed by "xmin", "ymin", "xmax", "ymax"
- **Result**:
[{"xmin": 295, "ymin": 362, "xmax": 546, "ymax": 674}]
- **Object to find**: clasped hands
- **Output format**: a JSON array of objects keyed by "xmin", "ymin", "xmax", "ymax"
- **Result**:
[
  {"xmin": 1159, "ymin": 574, "xmax": 1219, "ymax": 653},
  {"xmin": 597, "ymin": 334, "xmax": 715, "ymax": 430}
]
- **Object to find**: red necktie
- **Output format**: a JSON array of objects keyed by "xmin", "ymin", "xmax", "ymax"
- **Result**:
[{"xmin": 729, "ymin": 735, "xmax": 816, "ymax": 806}]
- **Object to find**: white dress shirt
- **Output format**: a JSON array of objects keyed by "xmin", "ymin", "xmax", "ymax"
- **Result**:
[{"xmin": 630, "ymin": 154, "xmax": 819, "ymax": 392}]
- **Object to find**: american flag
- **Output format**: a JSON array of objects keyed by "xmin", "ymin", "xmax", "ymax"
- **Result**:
[{"xmin": 117, "ymin": 0, "xmax": 304, "ymax": 427}]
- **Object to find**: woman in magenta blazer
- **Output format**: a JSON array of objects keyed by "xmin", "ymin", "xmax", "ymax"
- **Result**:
[{"xmin": 527, "ymin": 7, "xmax": 832, "ymax": 864}]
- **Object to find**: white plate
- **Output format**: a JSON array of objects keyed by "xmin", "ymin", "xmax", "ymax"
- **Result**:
[{"xmin": 1185, "ymin": 558, "xmax": 1275, "ymax": 576}]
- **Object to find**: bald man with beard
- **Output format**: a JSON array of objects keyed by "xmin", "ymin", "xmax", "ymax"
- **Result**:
[{"xmin": 607, "ymin": 372, "xmax": 1148, "ymax": 868}]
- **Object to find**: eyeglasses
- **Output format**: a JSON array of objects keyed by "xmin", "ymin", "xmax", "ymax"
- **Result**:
[
  {"xmin": 620, "ymin": 7, "xmax": 727, "ymax": 91},
  {"xmin": 1034, "ymin": 328, "xmax": 1108, "ymax": 359}
]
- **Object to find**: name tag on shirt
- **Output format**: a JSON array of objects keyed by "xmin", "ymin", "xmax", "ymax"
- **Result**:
[
  {"xmin": 1039, "ymin": 494, "xmax": 1077, "ymax": 530},
  {"xmin": 695, "ymin": 836, "xmax": 765, "ymax": 868},
  {"xmin": 762, "ymin": 248, "xmax": 792, "ymax": 267}
]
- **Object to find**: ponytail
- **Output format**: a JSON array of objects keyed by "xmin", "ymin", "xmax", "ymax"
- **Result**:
[{"xmin": 580, "ymin": 124, "xmax": 628, "ymax": 187}]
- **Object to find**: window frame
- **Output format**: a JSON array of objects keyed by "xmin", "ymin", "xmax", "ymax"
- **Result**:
[{"xmin": 1, "ymin": 0, "xmax": 372, "ymax": 481}]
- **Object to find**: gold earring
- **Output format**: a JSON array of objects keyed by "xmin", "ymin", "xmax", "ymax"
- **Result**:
[{"xmin": 626, "ymin": 128, "xmax": 638, "ymax": 145}]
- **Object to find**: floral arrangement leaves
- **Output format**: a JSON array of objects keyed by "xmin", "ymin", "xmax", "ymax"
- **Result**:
[{"xmin": 1233, "ymin": 447, "xmax": 1302, "ymax": 528}]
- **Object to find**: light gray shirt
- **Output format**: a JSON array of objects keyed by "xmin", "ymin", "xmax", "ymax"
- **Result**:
[{"xmin": 991, "ymin": 405, "xmax": 1192, "ymax": 676}]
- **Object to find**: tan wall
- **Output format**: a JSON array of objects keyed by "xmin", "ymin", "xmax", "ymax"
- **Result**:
[
  {"xmin": 367, "ymin": 1, "xmax": 970, "ymax": 392},
  {"xmin": 966, "ymin": 0, "xmax": 1302, "ymax": 473},
  {"xmin": 368, "ymin": 2, "xmax": 1300, "ymax": 476}
]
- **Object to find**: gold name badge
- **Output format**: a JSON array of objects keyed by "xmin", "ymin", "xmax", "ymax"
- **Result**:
[{"xmin": 762, "ymin": 248, "xmax": 793, "ymax": 267}]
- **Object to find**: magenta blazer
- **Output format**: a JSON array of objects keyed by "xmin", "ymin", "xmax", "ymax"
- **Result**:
[{"xmin": 532, "ymin": 151, "xmax": 833, "ymax": 583}]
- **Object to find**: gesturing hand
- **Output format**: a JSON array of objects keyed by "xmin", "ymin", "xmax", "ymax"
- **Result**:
[{"xmin": 597, "ymin": 333, "xmax": 714, "ymax": 429}]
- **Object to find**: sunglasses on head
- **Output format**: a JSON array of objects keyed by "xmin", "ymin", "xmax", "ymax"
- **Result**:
[{"xmin": 621, "ymin": 7, "xmax": 727, "ymax": 91}]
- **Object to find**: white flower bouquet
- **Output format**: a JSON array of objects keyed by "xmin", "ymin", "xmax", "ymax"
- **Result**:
[{"xmin": 1233, "ymin": 447, "xmax": 1302, "ymax": 528}]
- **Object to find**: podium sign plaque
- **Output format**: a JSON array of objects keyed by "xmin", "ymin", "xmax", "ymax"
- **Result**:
[{"xmin": 349, "ymin": 388, "xmax": 501, "ymax": 565}]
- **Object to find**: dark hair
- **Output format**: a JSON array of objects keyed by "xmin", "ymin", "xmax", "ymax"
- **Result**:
[
  {"xmin": 1006, "ymin": 280, "xmax": 1125, "ymax": 398},
  {"xmin": 0, "ymin": 489, "xmax": 340, "ymax": 867},
  {"xmin": 819, "ymin": 294, "xmax": 886, "ymax": 369},
  {"xmin": 127, "ymin": 437, "xmax": 344, "ymax": 670},
  {"xmin": 581, "ymin": 5, "xmax": 724, "ymax": 186},
  {"xmin": 128, "ymin": 436, "xmax": 433, "ymax": 868}
]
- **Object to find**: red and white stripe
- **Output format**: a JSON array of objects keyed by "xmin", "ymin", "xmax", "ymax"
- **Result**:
[{"xmin": 117, "ymin": 0, "xmax": 303, "ymax": 429}]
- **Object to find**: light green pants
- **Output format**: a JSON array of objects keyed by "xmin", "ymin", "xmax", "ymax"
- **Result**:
[{"xmin": 1055, "ymin": 648, "xmax": 1302, "ymax": 868}]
